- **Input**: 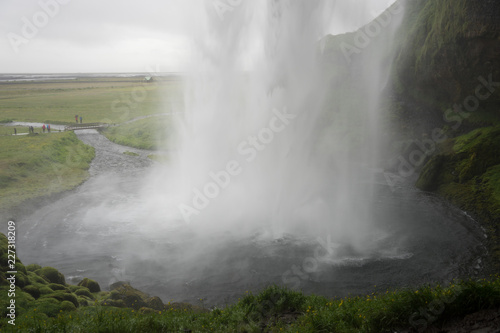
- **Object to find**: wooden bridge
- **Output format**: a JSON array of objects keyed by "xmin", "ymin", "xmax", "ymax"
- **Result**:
[{"xmin": 64, "ymin": 123, "xmax": 111, "ymax": 131}]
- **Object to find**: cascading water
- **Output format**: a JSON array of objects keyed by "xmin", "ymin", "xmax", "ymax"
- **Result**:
[
  {"xmin": 153, "ymin": 0, "xmax": 402, "ymax": 251},
  {"xmin": 13, "ymin": 0, "xmax": 487, "ymax": 307}
]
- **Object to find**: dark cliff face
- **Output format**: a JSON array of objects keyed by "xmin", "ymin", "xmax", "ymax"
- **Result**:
[{"xmin": 392, "ymin": 0, "xmax": 500, "ymax": 136}]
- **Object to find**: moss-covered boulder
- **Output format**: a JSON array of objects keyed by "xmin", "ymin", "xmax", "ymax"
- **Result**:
[
  {"xmin": 77, "ymin": 296, "xmax": 90, "ymax": 307},
  {"xmin": 107, "ymin": 283, "xmax": 148, "ymax": 310},
  {"xmin": 139, "ymin": 307, "xmax": 156, "ymax": 314},
  {"xmin": 35, "ymin": 267, "xmax": 66, "ymax": 285},
  {"xmin": 33, "ymin": 298, "xmax": 63, "ymax": 318},
  {"xmin": 41, "ymin": 291, "xmax": 79, "ymax": 308},
  {"xmin": 146, "ymin": 296, "xmax": 165, "ymax": 311},
  {"xmin": 48, "ymin": 283, "xmax": 69, "ymax": 291},
  {"xmin": 101, "ymin": 299, "xmax": 127, "ymax": 308},
  {"xmin": 60, "ymin": 300, "xmax": 77, "ymax": 312},
  {"xmin": 39, "ymin": 286, "xmax": 54, "ymax": 295},
  {"xmin": 75, "ymin": 287, "xmax": 94, "ymax": 299},
  {"xmin": 28, "ymin": 271, "xmax": 48, "ymax": 285},
  {"xmin": 26, "ymin": 264, "xmax": 42, "ymax": 272},
  {"xmin": 14, "ymin": 272, "xmax": 29, "ymax": 288},
  {"xmin": 23, "ymin": 285, "xmax": 41, "ymax": 299},
  {"xmin": 78, "ymin": 278, "xmax": 101, "ymax": 292}
]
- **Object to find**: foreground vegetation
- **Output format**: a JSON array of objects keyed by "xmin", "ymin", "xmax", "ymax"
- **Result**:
[
  {"xmin": 0, "ymin": 132, "xmax": 94, "ymax": 214},
  {"xmin": 1, "ymin": 229, "xmax": 500, "ymax": 332}
]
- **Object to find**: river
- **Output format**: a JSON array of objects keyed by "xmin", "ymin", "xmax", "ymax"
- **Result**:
[{"xmin": 5, "ymin": 129, "xmax": 488, "ymax": 306}]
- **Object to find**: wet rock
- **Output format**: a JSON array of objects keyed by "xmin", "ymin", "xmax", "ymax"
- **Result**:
[{"xmin": 109, "ymin": 280, "xmax": 130, "ymax": 290}]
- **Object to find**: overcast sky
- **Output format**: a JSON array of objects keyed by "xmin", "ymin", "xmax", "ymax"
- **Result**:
[{"xmin": 0, "ymin": 0, "xmax": 396, "ymax": 73}]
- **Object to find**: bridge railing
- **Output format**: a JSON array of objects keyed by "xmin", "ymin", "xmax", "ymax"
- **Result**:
[{"xmin": 64, "ymin": 123, "xmax": 110, "ymax": 131}]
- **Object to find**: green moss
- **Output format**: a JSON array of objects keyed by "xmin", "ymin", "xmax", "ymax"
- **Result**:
[
  {"xmin": 35, "ymin": 267, "xmax": 66, "ymax": 285},
  {"xmin": 77, "ymin": 278, "xmax": 101, "ymax": 292},
  {"xmin": 416, "ymin": 126, "xmax": 500, "ymax": 265},
  {"xmin": 41, "ymin": 291, "xmax": 79, "ymax": 308},
  {"xmin": 26, "ymin": 264, "xmax": 42, "ymax": 272},
  {"xmin": 60, "ymin": 300, "xmax": 77, "ymax": 312},
  {"xmin": 416, "ymin": 155, "xmax": 446, "ymax": 191},
  {"xmin": 23, "ymin": 285, "xmax": 41, "ymax": 299},
  {"xmin": 484, "ymin": 165, "xmax": 500, "ymax": 202},
  {"xmin": 28, "ymin": 271, "xmax": 48, "ymax": 285},
  {"xmin": 32, "ymin": 298, "xmax": 63, "ymax": 318},
  {"xmin": 77, "ymin": 296, "xmax": 90, "ymax": 307},
  {"xmin": 75, "ymin": 287, "xmax": 94, "ymax": 299},
  {"xmin": 39, "ymin": 286, "xmax": 54, "ymax": 295},
  {"xmin": 68, "ymin": 285, "xmax": 80, "ymax": 292},
  {"xmin": 48, "ymin": 283, "xmax": 69, "ymax": 291},
  {"xmin": 14, "ymin": 272, "xmax": 29, "ymax": 288},
  {"xmin": 101, "ymin": 299, "xmax": 127, "ymax": 308}
]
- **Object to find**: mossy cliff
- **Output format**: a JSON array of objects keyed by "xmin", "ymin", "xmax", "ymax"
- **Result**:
[
  {"xmin": 389, "ymin": 0, "xmax": 500, "ymax": 265},
  {"xmin": 415, "ymin": 127, "xmax": 500, "ymax": 263},
  {"xmin": 391, "ymin": 0, "xmax": 500, "ymax": 136}
]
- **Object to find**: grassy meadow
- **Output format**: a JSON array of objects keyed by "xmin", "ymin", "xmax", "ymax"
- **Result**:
[
  {"xmin": 0, "ymin": 76, "xmax": 182, "ymax": 214},
  {"xmin": 0, "ymin": 77, "xmax": 183, "ymax": 124},
  {"xmin": 0, "ymin": 132, "xmax": 94, "ymax": 214},
  {"xmin": 101, "ymin": 115, "xmax": 177, "ymax": 150}
]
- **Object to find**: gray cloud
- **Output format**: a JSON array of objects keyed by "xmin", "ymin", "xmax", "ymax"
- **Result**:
[{"xmin": 0, "ymin": 0, "xmax": 396, "ymax": 73}]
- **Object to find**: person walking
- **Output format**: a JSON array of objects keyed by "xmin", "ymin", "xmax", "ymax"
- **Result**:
[
  {"xmin": 42, "ymin": 124, "xmax": 46, "ymax": 133},
  {"xmin": 75, "ymin": 115, "xmax": 78, "ymax": 123}
]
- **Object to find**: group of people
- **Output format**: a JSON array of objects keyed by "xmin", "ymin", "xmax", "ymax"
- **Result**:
[
  {"xmin": 75, "ymin": 115, "xmax": 83, "ymax": 124},
  {"xmin": 23, "ymin": 125, "xmax": 50, "ymax": 134},
  {"xmin": 42, "ymin": 124, "xmax": 51, "ymax": 133}
]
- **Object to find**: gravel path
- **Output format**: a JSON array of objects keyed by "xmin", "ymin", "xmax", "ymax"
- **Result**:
[{"xmin": 75, "ymin": 129, "xmax": 155, "ymax": 176}]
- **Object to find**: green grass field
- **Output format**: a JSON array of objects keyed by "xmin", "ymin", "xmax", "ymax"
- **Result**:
[
  {"xmin": 102, "ymin": 115, "xmax": 178, "ymax": 150},
  {"xmin": 0, "ymin": 132, "xmax": 94, "ymax": 213},
  {"xmin": 0, "ymin": 77, "xmax": 183, "ymax": 124},
  {"xmin": 0, "ymin": 126, "xmax": 30, "ymax": 136}
]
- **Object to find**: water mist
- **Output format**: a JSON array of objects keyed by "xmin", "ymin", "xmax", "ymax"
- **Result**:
[{"xmin": 146, "ymin": 0, "xmax": 403, "ymax": 252}]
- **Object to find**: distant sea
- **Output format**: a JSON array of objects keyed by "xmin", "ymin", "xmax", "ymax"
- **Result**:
[{"xmin": 0, "ymin": 73, "xmax": 181, "ymax": 82}]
